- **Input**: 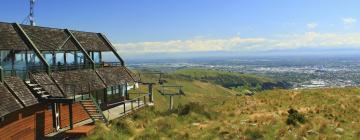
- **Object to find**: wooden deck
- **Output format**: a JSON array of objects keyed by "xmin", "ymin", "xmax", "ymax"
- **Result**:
[
  {"xmin": 45, "ymin": 119, "xmax": 94, "ymax": 137},
  {"xmin": 103, "ymin": 100, "xmax": 146, "ymax": 120},
  {"xmin": 45, "ymin": 99, "xmax": 149, "ymax": 139},
  {"xmin": 64, "ymin": 125, "xmax": 96, "ymax": 138}
]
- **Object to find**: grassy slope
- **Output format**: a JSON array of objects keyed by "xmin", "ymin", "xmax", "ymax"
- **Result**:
[
  {"xmin": 86, "ymin": 70, "xmax": 360, "ymax": 140},
  {"xmin": 170, "ymin": 69, "xmax": 274, "ymax": 85}
]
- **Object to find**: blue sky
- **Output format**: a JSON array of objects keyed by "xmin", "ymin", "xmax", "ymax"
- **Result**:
[{"xmin": 1, "ymin": 0, "xmax": 360, "ymax": 58}]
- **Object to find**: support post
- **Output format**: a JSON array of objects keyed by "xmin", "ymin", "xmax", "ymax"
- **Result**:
[
  {"xmin": 125, "ymin": 84, "xmax": 129, "ymax": 100},
  {"xmin": 137, "ymin": 98, "xmax": 140, "ymax": 108},
  {"xmin": 123, "ymin": 103, "xmax": 126, "ymax": 114},
  {"xmin": 104, "ymin": 88, "xmax": 108, "ymax": 105},
  {"xmin": 51, "ymin": 103, "xmax": 56, "ymax": 129},
  {"xmin": 169, "ymin": 96, "xmax": 174, "ymax": 110},
  {"xmin": 0, "ymin": 66, "xmax": 3, "ymax": 83},
  {"xmin": 131, "ymin": 101, "xmax": 133, "ymax": 111},
  {"xmin": 69, "ymin": 103, "xmax": 73, "ymax": 130},
  {"xmin": 144, "ymin": 96, "xmax": 146, "ymax": 105},
  {"xmin": 148, "ymin": 84, "xmax": 154, "ymax": 103}
]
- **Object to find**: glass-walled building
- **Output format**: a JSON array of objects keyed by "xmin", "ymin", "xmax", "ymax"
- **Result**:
[
  {"xmin": 0, "ymin": 21, "xmax": 142, "ymax": 139},
  {"xmin": 0, "ymin": 22, "xmax": 138, "ymax": 109}
]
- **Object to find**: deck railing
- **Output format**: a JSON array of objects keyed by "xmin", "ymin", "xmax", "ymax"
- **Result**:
[
  {"xmin": 89, "ymin": 93, "xmax": 109, "ymax": 124},
  {"xmin": 3, "ymin": 69, "xmax": 28, "ymax": 79},
  {"xmin": 100, "ymin": 62, "xmax": 122, "ymax": 67},
  {"xmin": 107, "ymin": 93, "xmax": 149, "ymax": 115}
]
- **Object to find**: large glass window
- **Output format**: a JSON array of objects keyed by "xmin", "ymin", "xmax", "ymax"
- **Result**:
[
  {"xmin": 0, "ymin": 51, "xmax": 12, "ymax": 70},
  {"xmin": 55, "ymin": 51, "xmax": 65, "ymax": 65},
  {"xmin": 43, "ymin": 51, "xmax": 53, "ymax": 65},
  {"xmin": 92, "ymin": 52, "xmax": 101, "ymax": 64},
  {"xmin": 66, "ymin": 51, "xmax": 75, "ymax": 65},
  {"xmin": 27, "ymin": 51, "xmax": 41, "ymax": 66},
  {"xmin": 101, "ymin": 51, "xmax": 119, "ymax": 63},
  {"xmin": 14, "ymin": 51, "xmax": 26, "ymax": 70},
  {"xmin": 76, "ymin": 51, "xmax": 84, "ymax": 64},
  {"xmin": 106, "ymin": 84, "xmax": 126, "ymax": 103}
]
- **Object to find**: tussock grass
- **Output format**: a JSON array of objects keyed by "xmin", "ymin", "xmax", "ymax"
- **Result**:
[{"xmin": 86, "ymin": 69, "xmax": 360, "ymax": 140}]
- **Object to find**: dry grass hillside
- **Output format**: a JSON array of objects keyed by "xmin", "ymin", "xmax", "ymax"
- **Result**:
[{"xmin": 85, "ymin": 69, "xmax": 360, "ymax": 140}]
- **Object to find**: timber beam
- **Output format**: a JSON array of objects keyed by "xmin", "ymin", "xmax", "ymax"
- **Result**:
[
  {"xmin": 97, "ymin": 33, "xmax": 125, "ymax": 66},
  {"xmin": 64, "ymin": 29, "xmax": 96, "ymax": 69},
  {"xmin": 13, "ymin": 23, "xmax": 51, "ymax": 74}
]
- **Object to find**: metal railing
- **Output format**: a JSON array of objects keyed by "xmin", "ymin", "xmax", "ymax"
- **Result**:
[
  {"xmin": 89, "ymin": 93, "xmax": 109, "ymax": 124},
  {"xmin": 100, "ymin": 62, "xmax": 122, "ymax": 67},
  {"xmin": 160, "ymin": 85, "xmax": 184, "ymax": 95},
  {"xmin": 63, "ymin": 81, "xmax": 96, "ymax": 101},
  {"xmin": 50, "ymin": 64, "xmax": 92, "ymax": 71},
  {"xmin": 3, "ymin": 69, "xmax": 28, "ymax": 79},
  {"xmin": 106, "ymin": 93, "xmax": 149, "ymax": 115}
]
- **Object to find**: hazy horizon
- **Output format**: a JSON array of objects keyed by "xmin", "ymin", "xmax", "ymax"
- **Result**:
[{"xmin": 2, "ymin": 0, "xmax": 360, "ymax": 59}]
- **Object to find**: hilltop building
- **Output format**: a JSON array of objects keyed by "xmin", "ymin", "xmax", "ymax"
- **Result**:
[{"xmin": 0, "ymin": 22, "xmax": 148, "ymax": 139}]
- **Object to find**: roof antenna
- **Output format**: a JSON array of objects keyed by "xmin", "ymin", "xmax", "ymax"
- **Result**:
[{"xmin": 29, "ymin": 0, "xmax": 35, "ymax": 26}]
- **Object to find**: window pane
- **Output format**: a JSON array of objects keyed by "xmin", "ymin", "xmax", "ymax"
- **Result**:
[
  {"xmin": 1, "ymin": 51, "xmax": 12, "ymax": 70},
  {"xmin": 55, "ymin": 51, "xmax": 64, "ymax": 65},
  {"xmin": 101, "ymin": 51, "xmax": 119, "ymax": 63},
  {"xmin": 66, "ymin": 51, "xmax": 75, "ymax": 65},
  {"xmin": 43, "ymin": 51, "xmax": 53, "ymax": 65},
  {"xmin": 27, "ymin": 51, "xmax": 41, "ymax": 66},
  {"xmin": 93, "ymin": 52, "xmax": 100, "ymax": 64},
  {"xmin": 14, "ymin": 51, "xmax": 26, "ymax": 70},
  {"xmin": 107, "ymin": 87, "xmax": 112, "ymax": 95},
  {"xmin": 76, "ymin": 52, "xmax": 84, "ymax": 64}
]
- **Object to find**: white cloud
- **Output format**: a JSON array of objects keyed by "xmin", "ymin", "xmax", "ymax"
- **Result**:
[
  {"xmin": 342, "ymin": 17, "xmax": 357, "ymax": 26},
  {"xmin": 114, "ymin": 32, "xmax": 360, "ymax": 55},
  {"xmin": 114, "ymin": 36, "xmax": 267, "ymax": 53},
  {"xmin": 307, "ymin": 22, "xmax": 318, "ymax": 29}
]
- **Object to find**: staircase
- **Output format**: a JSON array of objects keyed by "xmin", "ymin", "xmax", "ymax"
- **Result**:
[
  {"xmin": 25, "ymin": 80, "xmax": 51, "ymax": 99},
  {"xmin": 80, "ymin": 99, "xmax": 108, "ymax": 124}
]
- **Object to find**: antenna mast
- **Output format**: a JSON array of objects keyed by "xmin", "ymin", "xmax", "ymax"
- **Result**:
[{"xmin": 29, "ymin": 0, "xmax": 35, "ymax": 26}]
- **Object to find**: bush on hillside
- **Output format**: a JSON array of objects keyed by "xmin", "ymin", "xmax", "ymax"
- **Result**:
[
  {"xmin": 172, "ymin": 102, "xmax": 217, "ymax": 119},
  {"xmin": 286, "ymin": 108, "xmax": 306, "ymax": 126},
  {"xmin": 113, "ymin": 120, "xmax": 135, "ymax": 135},
  {"xmin": 245, "ymin": 129, "xmax": 263, "ymax": 140}
]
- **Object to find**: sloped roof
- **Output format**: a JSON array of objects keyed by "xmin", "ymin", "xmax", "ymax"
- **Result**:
[
  {"xmin": 51, "ymin": 69, "xmax": 106, "ymax": 96},
  {"xmin": 96, "ymin": 67, "xmax": 137, "ymax": 87},
  {"xmin": 71, "ymin": 31, "xmax": 111, "ymax": 51},
  {"xmin": 0, "ymin": 22, "xmax": 112, "ymax": 51},
  {"xmin": 21, "ymin": 24, "xmax": 78, "ymax": 51},
  {"xmin": 4, "ymin": 76, "xmax": 38, "ymax": 107},
  {"xmin": 0, "ymin": 83, "xmax": 23, "ymax": 117},
  {"xmin": 0, "ymin": 23, "xmax": 29, "ymax": 50},
  {"xmin": 30, "ymin": 72, "xmax": 64, "ymax": 97}
]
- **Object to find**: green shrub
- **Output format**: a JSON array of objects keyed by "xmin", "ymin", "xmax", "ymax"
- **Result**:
[
  {"xmin": 286, "ymin": 108, "xmax": 306, "ymax": 126},
  {"xmin": 174, "ymin": 102, "xmax": 217, "ymax": 119},
  {"xmin": 113, "ymin": 120, "xmax": 134, "ymax": 135},
  {"xmin": 245, "ymin": 129, "xmax": 263, "ymax": 140}
]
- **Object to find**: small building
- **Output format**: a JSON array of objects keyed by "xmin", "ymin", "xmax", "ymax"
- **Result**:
[{"xmin": 0, "ymin": 22, "xmax": 145, "ymax": 139}]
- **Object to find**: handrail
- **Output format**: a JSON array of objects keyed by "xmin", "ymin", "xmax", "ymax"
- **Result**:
[
  {"xmin": 161, "ymin": 85, "xmax": 183, "ymax": 88},
  {"xmin": 106, "ymin": 94, "xmax": 148, "ymax": 107},
  {"xmin": 50, "ymin": 64, "xmax": 92, "ymax": 71},
  {"xmin": 89, "ymin": 93, "xmax": 109, "ymax": 125},
  {"xmin": 127, "ymin": 92, "xmax": 149, "ymax": 95},
  {"xmin": 100, "ymin": 62, "xmax": 123, "ymax": 67}
]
